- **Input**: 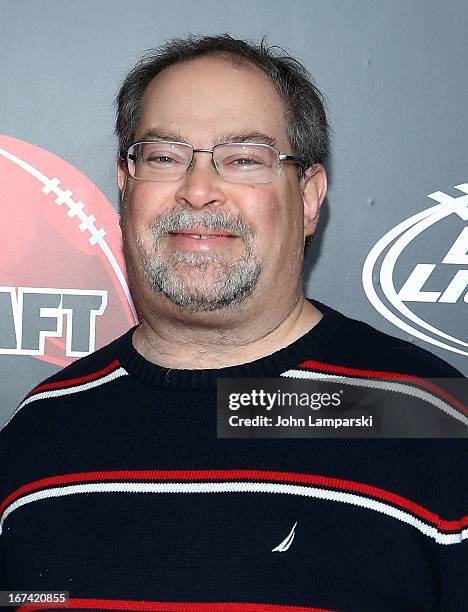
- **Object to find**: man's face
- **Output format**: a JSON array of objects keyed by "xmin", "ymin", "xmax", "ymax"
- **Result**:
[{"xmin": 119, "ymin": 55, "xmax": 324, "ymax": 314}]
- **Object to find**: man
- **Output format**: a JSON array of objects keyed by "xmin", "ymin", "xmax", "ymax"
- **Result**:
[{"xmin": 0, "ymin": 34, "xmax": 466, "ymax": 611}]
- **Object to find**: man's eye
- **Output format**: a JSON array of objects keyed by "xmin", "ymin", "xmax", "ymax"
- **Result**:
[
  {"xmin": 145, "ymin": 155, "xmax": 176, "ymax": 164},
  {"xmin": 231, "ymin": 157, "xmax": 263, "ymax": 166}
]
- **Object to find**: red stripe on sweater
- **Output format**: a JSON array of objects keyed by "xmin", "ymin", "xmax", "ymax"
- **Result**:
[
  {"xmin": 2, "ymin": 469, "xmax": 466, "ymax": 532},
  {"xmin": 24, "ymin": 359, "xmax": 121, "ymax": 398},
  {"xmin": 19, "ymin": 599, "xmax": 334, "ymax": 611},
  {"xmin": 296, "ymin": 360, "xmax": 468, "ymax": 415}
]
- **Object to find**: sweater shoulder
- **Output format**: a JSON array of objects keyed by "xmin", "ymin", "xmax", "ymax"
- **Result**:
[
  {"xmin": 20, "ymin": 327, "xmax": 135, "ymax": 399},
  {"xmin": 1, "ymin": 329, "xmax": 134, "ymax": 438},
  {"xmin": 313, "ymin": 301, "xmax": 464, "ymax": 378},
  {"xmin": 350, "ymin": 320, "xmax": 463, "ymax": 377}
]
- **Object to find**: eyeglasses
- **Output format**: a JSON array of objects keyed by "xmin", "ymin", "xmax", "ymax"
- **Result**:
[{"xmin": 120, "ymin": 140, "xmax": 306, "ymax": 184}]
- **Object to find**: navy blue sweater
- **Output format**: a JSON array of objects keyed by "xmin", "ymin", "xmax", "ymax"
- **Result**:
[{"xmin": 0, "ymin": 300, "xmax": 466, "ymax": 611}]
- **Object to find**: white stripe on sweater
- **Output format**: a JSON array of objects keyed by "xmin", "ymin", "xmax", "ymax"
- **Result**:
[
  {"xmin": 2, "ymin": 367, "xmax": 128, "ymax": 431},
  {"xmin": 0, "ymin": 481, "xmax": 465, "ymax": 545},
  {"xmin": 280, "ymin": 370, "xmax": 468, "ymax": 427}
]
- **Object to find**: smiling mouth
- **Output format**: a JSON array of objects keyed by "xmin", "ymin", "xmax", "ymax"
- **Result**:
[
  {"xmin": 167, "ymin": 225, "xmax": 240, "ymax": 240},
  {"xmin": 169, "ymin": 232, "xmax": 238, "ymax": 240}
]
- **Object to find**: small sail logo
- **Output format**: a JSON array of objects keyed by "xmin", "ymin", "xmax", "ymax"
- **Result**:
[{"xmin": 271, "ymin": 521, "xmax": 298, "ymax": 552}]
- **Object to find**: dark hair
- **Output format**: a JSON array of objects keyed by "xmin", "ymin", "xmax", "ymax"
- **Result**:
[{"xmin": 115, "ymin": 34, "xmax": 329, "ymax": 172}]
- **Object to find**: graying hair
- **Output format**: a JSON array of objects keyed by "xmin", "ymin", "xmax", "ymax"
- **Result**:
[{"xmin": 115, "ymin": 34, "xmax": 330, "ymax": 173}]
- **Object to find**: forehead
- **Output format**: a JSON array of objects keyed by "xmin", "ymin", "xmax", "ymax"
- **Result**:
[{"xmin": 136, "ymin": 55, "xmax": 290, "ymax": 148}]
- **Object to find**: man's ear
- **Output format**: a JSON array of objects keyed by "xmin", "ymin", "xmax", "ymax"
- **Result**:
[
  {"xmin": 117, "ymin": 158, "xmax": 128, "ymax": 194},
  {"xmin": 117, "ymin": 159, "xmax": 128, "ymax": 227},
  {"xmin": 301, "ymin": 164, "xmax": 327, "ymax": 239}
]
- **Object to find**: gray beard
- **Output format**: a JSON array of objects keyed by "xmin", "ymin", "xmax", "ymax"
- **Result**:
[{"xmin": 136, "ymin": 208, "xmax": 262, "ymax": 312}]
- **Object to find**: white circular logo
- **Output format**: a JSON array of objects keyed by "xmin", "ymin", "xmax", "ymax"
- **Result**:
[{"xmin": 362, "ymin": 183, "xmax": 468, "ymax": 356}]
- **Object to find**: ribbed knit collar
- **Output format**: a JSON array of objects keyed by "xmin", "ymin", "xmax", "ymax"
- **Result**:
[{"xmin": 118, "ymin": 299, "xmax": 347, "ymax": 390}]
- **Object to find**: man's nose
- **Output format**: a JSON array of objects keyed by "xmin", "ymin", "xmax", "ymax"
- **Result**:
[{"xmin": 174, "ymin": 153, "xmax": 227, "ymax": 209}]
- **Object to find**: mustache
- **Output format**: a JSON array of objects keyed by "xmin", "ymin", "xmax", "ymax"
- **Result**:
[{"xmin": 149, "ymin": 208, "xmax": 255, "ymax": 244}]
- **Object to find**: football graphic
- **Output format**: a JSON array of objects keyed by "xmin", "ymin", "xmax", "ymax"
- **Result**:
[{"xmin": 0, "ymin": 134, "xmax": 138, "ymax": 367}]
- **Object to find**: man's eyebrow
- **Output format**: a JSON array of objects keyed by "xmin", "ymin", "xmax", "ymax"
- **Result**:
[
  {"xmin": 136, "ymin": 129, "xmax": 276, "ymax": 147},
  {"xmin": 216, "ymin": 132, "xmax": 276, "ymax": 147},
  {"xmin": 138, "ymin": 129, "xmax": 184, "ymax": 142}
]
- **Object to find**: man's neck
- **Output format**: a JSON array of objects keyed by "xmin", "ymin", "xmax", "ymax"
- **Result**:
[{"xmin": 132, "ymin": 296, "xmax": 322, "ymax": 370}]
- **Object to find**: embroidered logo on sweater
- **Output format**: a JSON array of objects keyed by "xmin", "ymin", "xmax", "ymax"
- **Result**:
[{"xmin": 271, "ymin": 521, "xmax": 298, "ymax": 552}]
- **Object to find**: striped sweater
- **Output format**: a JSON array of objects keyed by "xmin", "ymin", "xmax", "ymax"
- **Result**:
[{"xmin": 0, "ymin": 300, "xmax": 466, "ymax": 611}]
